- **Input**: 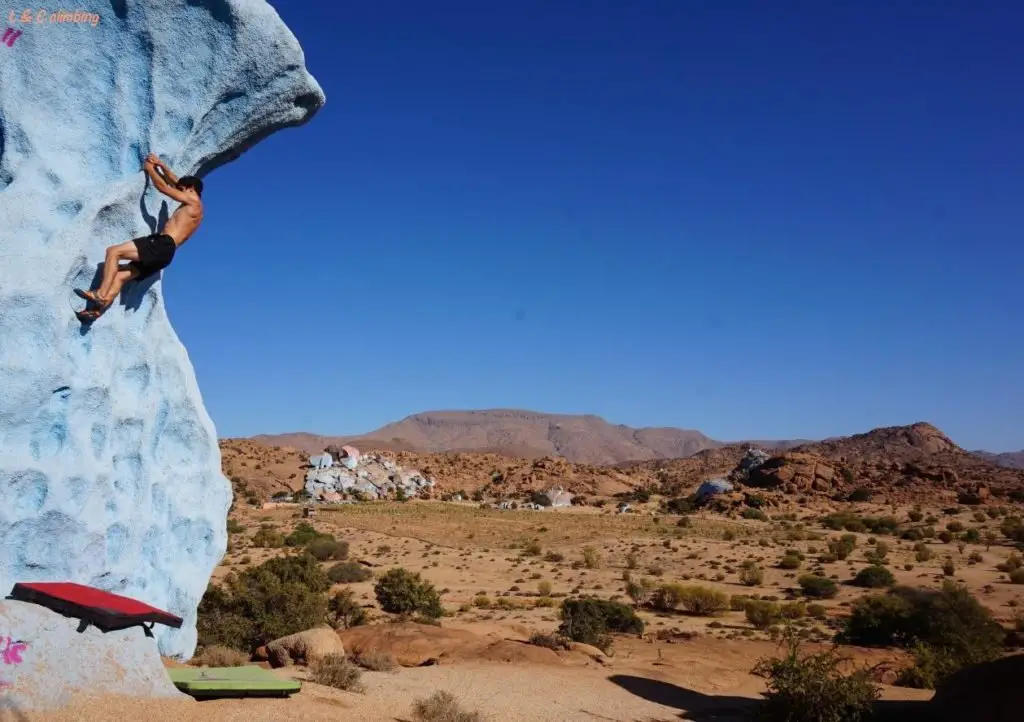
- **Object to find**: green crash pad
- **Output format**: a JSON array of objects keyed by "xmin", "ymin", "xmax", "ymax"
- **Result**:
[{"xmin": 168, "ymin": 666, "xmax": 301, "ymax": 698}]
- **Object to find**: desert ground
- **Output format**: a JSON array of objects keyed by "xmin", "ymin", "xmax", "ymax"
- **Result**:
[
  {"xmin": 31, "ymin": 423, "xmax": 1024, "ymax": 722},
  {"xmin": 111, "ymin": 495, "xmax": 1018, "ymax": 721}
]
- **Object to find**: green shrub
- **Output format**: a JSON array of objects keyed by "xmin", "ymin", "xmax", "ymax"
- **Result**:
[
  {"xmin": 226, "ymin": 519, "xmax": 246, "ymax": 534},
  {"xmin": 798, "ymin": 575, "xmax": 838, "ymax": 599},
  {"xmin": 1001, "ymin": 516, "xmax": 1024, "ymax": 543},
  {"xmin": 864, "ymin": 541, "xmax": 889, "ymax": 565},
  {"xmin": 742, "ymin": 508, "xmax": 769, "ymax": 521},
  {"xmin": 781, "ymin": 601, "xmax": 807, "ymax": 620},
  {"xmin": 997, "ymin": 554, "xmax": 1023, "ymax": 573},
  {"xmin": 197, "ymin": 553, "xmax": 330, "ymax": 652},
  {"xmin": 753, "ymin": 636, "xmax": 879, "ymax": 722},
  {"xmin": 676, "ymin": 586, "xmax": 729, "ymax": 616},
  {"xmin": 908, "ymin": 510, "xmax": 924, "ymax": 522},
  {"xmin": 328, "ymin": 561, "xmax": 373, "ymax": 584},
  {"xmin": 309, "ymin": 538, "xmax": 349, "ymax": 561},
  {"xmin": 730, "ymin": 595, "xmax": 751, "ymax": 612},
  {"xmin": 839, "ymin": 582, "xmax": 1005, "ymax": 688},
  {"xmin": 914, "ymin": 545, "xmax": 934, "ymax": 563},
  {"xmin": 807, "ymin": 603, "xmax": 827, "ymax": 620},
  {"xmin": 374, "ymin": 568, "xmax": 444, "ymax": 619},
  {"xmin": 625, "ymin": 577, "xmax": 654, "ymax": 606},
  {"xmin": 778, "ymin": 554, "xmax": 802, "ymax": 570},
  {"xmin": 745, "ymin": 600, "xmax": 781, "ymax": 629},
  {"xmin": 284, "ymin": 522, "xmax": 325, "ymax": 547},
  {"xmin": 582, "ymin": 546, "xmax": 601, "ymax": 569},
  {"xmin": 852, "ymin": 565, "xmax": 895, "ymax": 589},
  {"xmin": 1009, "ymin": 568, "xmax": 1024, "ymax": 584},
  {"xmin": 251, "ymin": 525, "xmax": 285, "ymax": 548},
  {"xmin": 558, "ymin": 597, "xmax": 644, "ymax": 649},
  {"xmin": 328, "ymin": 588, "xmax": 368, "ymax": 628},
  {"xmin": 649, "ymin": 583, "xmax": 686, "ymax": 612},
  {"xmin": 828, "ymin": 535, "xmax": 857, "ymax": 561}
]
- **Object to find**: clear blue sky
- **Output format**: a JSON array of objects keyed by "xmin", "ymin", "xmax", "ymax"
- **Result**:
[{"xmin": 165, "ymin": 0, "xmax": 1023, "ymax": 451}]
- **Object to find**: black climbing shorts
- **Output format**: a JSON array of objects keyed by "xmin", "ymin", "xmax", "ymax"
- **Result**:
[{"xmin": 129, "ymin": 233, "xmax": 176, "ymax": 280}]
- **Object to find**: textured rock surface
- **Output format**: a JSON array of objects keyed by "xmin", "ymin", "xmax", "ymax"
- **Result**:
[
  {"xmin": 0, "ymin": 1, "xmax": 324, "ymax": 659},
  {"xmin": 0, "ymin": 600, "xmax": 185, "ymax": 709},
  {"xmin": 266, "ymin": 627, "xmax": 344, "ymax": 668}
]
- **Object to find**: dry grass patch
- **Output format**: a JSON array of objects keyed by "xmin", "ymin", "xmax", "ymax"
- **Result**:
[
  {"xmin": 412, "ymin": 690, "xmax": 484, "ymax": 722},
  {"xmin": 192, "ymin": 645, "xmax": 249, "ymax": 667},
  {"xmin": 353, "ymin": 650, "xmax": 398, "ymax": 671},
  {"xmin": 310, "ymin": 653, "xmax": 364, "ymax": 692}
]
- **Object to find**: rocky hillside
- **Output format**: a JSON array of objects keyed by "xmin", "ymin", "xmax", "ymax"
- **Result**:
[
  {"xmin": 741, "ymin": 423, "xmax": 1024, "ymax": 504},
  {"xmin": 249, "ymin": 409, "xmax": 806, "ymax": 464},
  {"xmin": 228, "ymin": 422, "xmax": 1024, "ymax": 506}
]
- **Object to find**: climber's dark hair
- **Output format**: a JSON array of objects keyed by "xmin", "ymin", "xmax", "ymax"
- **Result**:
[{"xmin": 177, "ymin": 176, "xmax": 203, "ymax": 197}]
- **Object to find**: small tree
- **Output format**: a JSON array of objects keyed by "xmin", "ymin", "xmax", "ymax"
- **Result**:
[
  {"xmin": 558, "ymin": 597, "xmax": 643, "ymax": 650},
  {"xmin": 852, "ymin": 565, "xmax": 895, "ymax": 589},
  {"xmin": 798, "ymin": 574, "xmax": 838, "ymax": 599},
  {"xmin": 753, "ymin": 635, "xmax": 879, "ymax": 722},
  {"xmin": 374, "ymin": 568, "xmax": 444, "ymax": 619}
]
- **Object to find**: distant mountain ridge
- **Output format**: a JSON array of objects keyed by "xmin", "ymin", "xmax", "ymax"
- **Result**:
[
  {"xmin": 249, "ymin": 408, "xmax": 809, "ymax": 465},
  {"xmin": 972, "ymin": 450, "xmax": 1024, "ymax": 470}
]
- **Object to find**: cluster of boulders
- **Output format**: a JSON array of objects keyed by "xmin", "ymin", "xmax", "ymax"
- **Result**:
[{"xmin": 303, "ymin": 448, "xmax": 435, "ymax": 502}]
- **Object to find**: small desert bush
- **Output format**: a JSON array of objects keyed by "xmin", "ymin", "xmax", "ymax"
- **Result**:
[
  {"xmin": 328, "ymin": 561, "xmax": 372, "ymax": 584},
  {"xmin": 677, "ymin": 586, "xmax": 729, "ymax": 616},
  {"xmin": 308, "ymin": 538, "xmax": 349, "ymax": 561},
  {"xmin": 251, "ymin": 525, "xmax": 284, "ymax": 548},
  {"xmin": 778, "ymin": 554, "xmax": 802, "ymax": 570},
  {"xmin": 522, "ymin": 541, "xmax": 542, "ymax": 556},
  {"xmin": 739, "ymin": 561, "xmax": 764, "ymax": 586},
  {"xmin": 353, "ymin": 650, "xmax": 397, "ymax": 672},
  {"xmin": 328, "ymin": 588, "xmax": 368, "ymax": 629},
  {"xmin": 996, "ymin": 554, "xmax": 1023, "ymax": 573},
  {"xmin": 374, "ymin": 568, "xmax": 444, "ymax": 619},
  {"xmin": 839, "ymin": 581, "xmax": 1005, "ymax": 688},
  {"xmin": 1009, "ymin": 568, "xmax": 1024, "ymax": 584},
  {"xmin": 807, "ymin": 603, "xmax": 827, "ymax": 619},
  {"xmin": 582, "ymin": 546, "xmax": 601, "ymax": 569},
  {"xmin": 226, "ymin": 519, "xmax": 246, "ymax": 534},
  {"xmin": 558, "ymin": 597, "xmax": 644, "ymax": 650},
  {"xmin": 798, "ymin": 574, "xmax": 838, "ymax": 599},
  {"xmin": 193, "ymin": 645, "xmax": 249, "ymax": 667},
  {"xmin": 827, "ymin": 535, "xmax": 857, "ymax": 561},
  {"xmin": 544, "ymin": 551, "xmax": 564, "ymax": 562},
  {"xmin": 537, "ymin": 580, "xmax": 553, "ymax": 596},
  {"xmin": 753, "ymin": 637, "xmax": 879, "ymax": 722},
  {"xmin": 284, "ymin": 522, "xmax": 326, "ymax": 547},
  {"xmin": 528, "ymin": 632, "xmax": 572, "ymax": 650},
  {"xmin": 852, "ymin": 565, "xmax": 895, "ymax": 589},
  {"xmin": 781, "ymin": 601, "xmax": 807, "ymax": 620},
  {"xmin": 411, "ymin": 691, "xmax": 483, "ymax": 722},
  {"xmin": 311, "ymin": 653, "xmax": 364, "ymax": 692},
  {"xmin": 745, "ymin": 600, "xmax": 781, "ymax": 630},
  {"xmin": 648, "ymin": 583, "xmax": 687, "ymax": 612}
]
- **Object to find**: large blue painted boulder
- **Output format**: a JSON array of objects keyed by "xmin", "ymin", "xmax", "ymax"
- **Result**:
[{"xmin": 0, "ymin": 1, "xmax": 324, "ymax": 659}]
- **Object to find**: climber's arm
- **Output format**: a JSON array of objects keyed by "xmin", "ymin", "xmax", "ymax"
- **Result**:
[{"xmin": 144, "ymin": 156, "xmax": 192, "ymax": 204}]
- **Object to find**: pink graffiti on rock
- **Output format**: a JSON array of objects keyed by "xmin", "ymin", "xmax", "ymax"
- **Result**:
[{"xmin": 0, "ymin": 637, "xmax": 27, "ymax": 666}]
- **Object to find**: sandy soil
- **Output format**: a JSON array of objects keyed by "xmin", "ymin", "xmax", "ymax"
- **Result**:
[{"xmin": 23, "ymin": 498, "xmax": 1021, "ymax": 721}]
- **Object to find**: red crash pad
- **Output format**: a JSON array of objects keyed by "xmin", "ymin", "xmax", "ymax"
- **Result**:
[{"xmin": 8, "ymin": 582, "xmax": 183, "ymax": 632}]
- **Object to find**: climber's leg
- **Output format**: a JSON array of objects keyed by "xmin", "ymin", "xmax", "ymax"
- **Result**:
[
  {"xmin": 96, "ymin": 240, "xmax": 141, "ymax": 303},
  {"xmin": 105, "ymin": 266, "xmax": 140, "ymax": 302}
]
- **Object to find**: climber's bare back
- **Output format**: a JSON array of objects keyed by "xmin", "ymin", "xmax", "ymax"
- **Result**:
[{"xmin": 143, "ymin": 153, "xmax": 204, "ymax": 246}]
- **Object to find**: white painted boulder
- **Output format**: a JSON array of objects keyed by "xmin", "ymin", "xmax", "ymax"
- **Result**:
[{"xmin": 0, "ymin": 600, "xmax": 184, "ymax": 710}]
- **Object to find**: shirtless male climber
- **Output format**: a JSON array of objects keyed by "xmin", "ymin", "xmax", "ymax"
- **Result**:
[{"xmin": 74, "ymin": 153, "xmax": 203, "ymax": 323}]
